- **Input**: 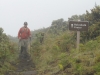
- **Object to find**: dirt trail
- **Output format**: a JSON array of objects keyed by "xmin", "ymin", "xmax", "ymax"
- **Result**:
[{"xmin": 5, "ymin": 55, "xmax": 38, "ymax": 75}]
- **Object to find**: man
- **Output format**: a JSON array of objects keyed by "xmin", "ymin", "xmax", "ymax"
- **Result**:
[{"xmin": 18, "ymin": 22, "xmax": 31, "ymax": 59}]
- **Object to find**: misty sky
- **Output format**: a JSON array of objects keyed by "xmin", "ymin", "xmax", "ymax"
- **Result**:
[{"xmin": 0, "ymin": 0, "xmax": 100, "ymax": 36}]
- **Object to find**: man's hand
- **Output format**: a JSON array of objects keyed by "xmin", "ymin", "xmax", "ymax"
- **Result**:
[
  {"xmin": 29, "ymin": 36, "xmax": 31, "ymax": 41},
  {"xmin": 19, "ymin": 37, "xmax": 21, "ymax": 41}
]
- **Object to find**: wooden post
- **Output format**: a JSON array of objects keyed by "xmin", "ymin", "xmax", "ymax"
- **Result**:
[{"xmin": 77, "ymin": 31, "xmax": 80, "ymax": 50}]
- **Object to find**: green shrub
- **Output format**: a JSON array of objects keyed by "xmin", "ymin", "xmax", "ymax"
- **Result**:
[{"xmin": 94, "ymin": 62, "xmax": 100, "ymax": 72}]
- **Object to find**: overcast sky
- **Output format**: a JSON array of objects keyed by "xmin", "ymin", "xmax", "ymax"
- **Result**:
[{"xmin": 0, "ymin": 0, "xmax": 100, "ymax": 36}]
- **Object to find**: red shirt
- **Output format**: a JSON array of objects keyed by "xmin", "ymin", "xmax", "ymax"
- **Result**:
[{"xmin": 18, "ymin": 27, "xmax": 31, "ymax": 39}]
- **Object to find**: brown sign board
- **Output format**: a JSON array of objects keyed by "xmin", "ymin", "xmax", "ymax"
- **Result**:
[{"xmin": 69, "ymin": 21, "xmax": 89, "ymax": 31}]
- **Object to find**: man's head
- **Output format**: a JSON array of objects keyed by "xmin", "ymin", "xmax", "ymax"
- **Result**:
[{"xmin": 24, "ymin": 22, "xmax": 28, "ymax": 28}]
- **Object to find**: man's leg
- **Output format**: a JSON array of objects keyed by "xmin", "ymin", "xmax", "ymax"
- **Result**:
[
  {"xmin": 24, "ymin": 39, "xmax": 30, "ymax": 59},
  {"xmin": 22, "ymin": 39, "xmax": 28, "ymax": 58},
  {"xmin": 19, "ymin": 39, "xmax": 24, "ymax": 59}
]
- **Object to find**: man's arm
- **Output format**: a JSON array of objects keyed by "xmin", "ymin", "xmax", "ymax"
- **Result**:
[
  {"xmin": 28, "ymin": 28, "xmax": 31, "ymax": 37},
  {"xmin": 18, "ymin": 28, "xmax": 21, "ymax": 39}
]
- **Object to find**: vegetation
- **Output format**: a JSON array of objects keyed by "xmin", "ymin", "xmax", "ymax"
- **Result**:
[
  {"xmin": 0, "ymin": 28, "xmax": 17, "ymax": 75},
  {"xmin": 1, "ymin": 5, "xmax": 100, "ymax": 75},
  {"xmin": 30, "ymin": 5, "xmax": 100, "ymax": 75}
]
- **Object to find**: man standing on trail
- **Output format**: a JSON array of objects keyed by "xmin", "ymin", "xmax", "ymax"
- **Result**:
[{"xmin": 18, "ymin": 22, "xmax": 31, "ymax": 59}]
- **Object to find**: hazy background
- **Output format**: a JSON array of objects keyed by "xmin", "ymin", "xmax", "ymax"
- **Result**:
[{"xmin": 0, "ymin": 0, "xmax": 100, "ymax": 36}]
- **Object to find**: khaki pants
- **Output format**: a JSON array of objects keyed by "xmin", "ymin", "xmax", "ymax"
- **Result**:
[{"xmin": 19, "ymin": 39, "xmax": 30, "ymax": 59}]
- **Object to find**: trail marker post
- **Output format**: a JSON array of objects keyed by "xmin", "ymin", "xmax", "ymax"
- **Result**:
[{"xmin": 69, "ymin": 20, "xmax": 89, "ymax": 49}]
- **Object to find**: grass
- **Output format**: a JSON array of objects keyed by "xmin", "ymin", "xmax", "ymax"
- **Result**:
[{"xmin": 30, "ymin": 31, "xmax": 100, "ymax": 75}]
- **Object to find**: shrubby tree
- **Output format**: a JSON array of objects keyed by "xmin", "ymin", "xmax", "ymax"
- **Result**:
[{"xmin": 81, "ymin": 5, "xmax": 100, "ymax": 42}]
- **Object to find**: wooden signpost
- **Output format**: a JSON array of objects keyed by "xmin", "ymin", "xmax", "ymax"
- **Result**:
[{"xmin": 69, "ymin": 20, "xmax": 89, "ymax": 49}]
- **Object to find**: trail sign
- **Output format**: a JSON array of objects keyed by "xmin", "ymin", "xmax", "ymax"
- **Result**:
[
  {"xmin": 69, "ymin": 20, "xmax": 89, "ymax": 50},
  {"xmin": 69, "ymin": 21, "xmax": 89, "ymax": 31}
]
